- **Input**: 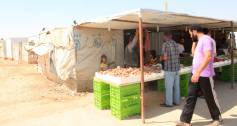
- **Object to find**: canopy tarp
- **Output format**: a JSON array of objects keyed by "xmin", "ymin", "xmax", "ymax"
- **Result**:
[{"xmin": 78, "ymin": 9, "xmax": 237, "ymax": 30}]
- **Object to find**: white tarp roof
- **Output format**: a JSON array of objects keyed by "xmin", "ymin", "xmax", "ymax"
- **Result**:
[
  {"xmin": 78, "ymin": 9, "xmax": 237, "ymax": 30},
  {"xmin": 32, "ymin": 43, "xmax": 52, "ymax": 56}
]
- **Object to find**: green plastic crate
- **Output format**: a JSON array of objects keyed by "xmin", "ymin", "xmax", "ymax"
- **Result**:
[
  {"xmin": 110, "ymin": 84, "xmax": 141, "ymax": 119},
  {"xmin": 110, "ymin": 84, "xmax": 140, "ymax": 97},
  {"xmin": 157, "ymin": 79, "xmax": 165, "ymax": 92},
  {"xmin": 93, "ymin": 78, "xmax": 110, "ymax": 109},
  {"xmin": 180, "ymin": 57, "xmax": 193, "ymax": 66},
  {"xmin": 157, "ymin": 74, "xmax": 190, "ymax": 97},
  {"xmin": 218, "ymin": 64, "xmax": 237, "ymax": 81},
  {"xmin": 93, "ymin": 78, "xmax": 110, "ymax": 91},
  {"xmin": 180, "ymin": 74, "xmax": 190, "ymax": 97},
  {"xmin": 94, "ymin": 95, "xmax": 110, "ymax": 109},
  {"xmin": 111, "ymin": 104, "xmax": 141, "ymax": 120},
  {"xmin": 110, "ymin": 94, "xmax": 140, "ymax": 108}
]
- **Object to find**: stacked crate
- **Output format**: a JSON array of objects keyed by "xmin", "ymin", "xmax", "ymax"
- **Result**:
[
  {"xmin": 180, "ymin": 57, "xmax": 193, "ymax": 66},
  {"xmin": 93, "ymin": 78, "xmax": 110, "ymax": 109},
  {"xmin": 180, "ymin": 74, "xmax": 190, "ymax": 97},
  {"xmin": 157, "ymin": 79, "xmax": 165, "ymax": 92},
  {"xmin": 218, "ymin": 64, "xmax": 237, "ymax": 81},
  {"xmin": 110, "ymin": 84, "xmax": 141, "ymax": 119},
  {"xmin": 157, "ymin": 74, "xmax": 190, "ymax": 97}
]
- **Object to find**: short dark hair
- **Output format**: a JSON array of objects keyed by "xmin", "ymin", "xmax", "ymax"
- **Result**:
[
  {"xmin": 203, "ymin": 28, "xmax": 209, "ymax": 35},
  {"xmin": 191, "ymin": 25, "xmax": 204, "ymax": 33},
  {"xmin": 100, "ymin": 54, "xmax": 107, "ymax": 63}
]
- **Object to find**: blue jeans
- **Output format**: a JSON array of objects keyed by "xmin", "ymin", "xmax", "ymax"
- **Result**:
[{"xmin": 165, "ymin": 71, "xmax": 180, "ymax": 106}]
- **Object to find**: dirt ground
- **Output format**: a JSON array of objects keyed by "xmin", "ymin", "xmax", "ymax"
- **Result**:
[{"xmin": 0, "ymin": 59, "xmax": 237, "ymax": 126}]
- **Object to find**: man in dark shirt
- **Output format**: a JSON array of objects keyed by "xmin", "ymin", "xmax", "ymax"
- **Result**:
[{"xmin": 124, "ymin": 29, "xmax": 139, "ymax": 67}]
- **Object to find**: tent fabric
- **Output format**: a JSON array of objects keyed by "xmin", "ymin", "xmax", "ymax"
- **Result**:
[
  {"xmin": 53, "ymin": 47, "xmax": 76, "ymax": 81},
  {"xmin": 74, "ymin": 28, "xmax": 124, "ymax": 90},
  {"xmin": 10, "ymin": 38, "xmax": 28, "ymax": 62},
  {"xmin": 32, "ymin": 43, "xmax": 52, "ymax": 56},
  {"xmin": 35, "ymin": 27, "xmax": 76, "ymax": 81},
  {"xmin": 0, "ymin": 40, "xmax": 5, "ymax": 58},
  {"xmin": 33, "ymin": 43, "xmax": 76, "ymax": 81},
  {"xmin": 38, "ymin": 27, "xmax": 74, "ymax": 49},
  {"xmin": 50, "ymin": 28, "xmax": 74, "ymax": 49},
  {"xmin": 78, "ymin": 9, "xmax": 237, "ymax": 30},
  {"xmin": 35, "ymin": 27, "xmax": 125, "ymax": 84}
]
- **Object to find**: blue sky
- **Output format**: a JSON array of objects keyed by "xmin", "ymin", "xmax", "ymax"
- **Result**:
[{"xmin": 0, "ymin": 0, "xmax": 237, "ymax": 37}]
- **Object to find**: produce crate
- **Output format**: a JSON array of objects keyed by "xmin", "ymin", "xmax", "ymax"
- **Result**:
[
  {"xmin": 110, "ymin": 84, "xmax": 141, "ymax": 119},
  {"xmin": 111, "ymin": 104, "xmax": 140, "ymax": 120},
  {"xmin": 180, "ymin": 74, "xmax": 190, "ymax": 97},
  {"xmin": 157, "ymin": 74, "xmax": 190, "ymax": 97},
  {"xmin": 110, "ymin": 94, "xmax": 140, "ymax": 108},
  {"xmin": 94, "ymin": 93, "xmax": 110, "ymax": 109},
  {"xmin": 157, "ymin": 79, "xmax": 165, "ymax": 92},
  {"xmin": 110, "ymin": 84, "xmax": 140, "ymax": 97},
  {"xmin": 93, "ymin": 78, "xmax": 110, "ymax": 109},
  {"xmin": 217, "ymin": 64, "xmax": 237, "ymax": 82},
  {"xmin": 180, "ymin": 57, "xmax": 193, "ymax": 66}
]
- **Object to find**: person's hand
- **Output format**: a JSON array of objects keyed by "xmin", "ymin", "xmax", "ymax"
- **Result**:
[
  {"xmin": 189, "ymin": 29, "xmax": 192, "ymax": 36},
  {"xmin": 191, "ymin": 71, "xmax": 201, "ymax": 83}
]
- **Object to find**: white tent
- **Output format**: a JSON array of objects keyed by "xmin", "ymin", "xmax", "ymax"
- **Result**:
[
  {"xmin": 0, "ymin": 39, "xmax": 5, "ymax": 58},
  {"xmin": 78, "ymin": 9, "xmax": 237, "ymax": 30},
  {"xmin": 11, "ymin": 37, "xmax": 28, "ymax": 63}
]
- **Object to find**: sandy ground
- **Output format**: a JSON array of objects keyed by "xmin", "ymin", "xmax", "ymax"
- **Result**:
[{"xmin": 0, "ymin": 58, "xmax": 237, "ymax": 126}]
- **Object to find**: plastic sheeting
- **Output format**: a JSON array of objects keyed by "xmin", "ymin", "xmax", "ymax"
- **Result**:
[
  {"xmin": 79, "ymin": 9, "xmax": 237, "ymax": 29},
  {"xmin": 4, "ymin": 39, "xmax": 12, "ymax": 59},
  {"xmin": 74, "ymin": 28, "xmax": 124, "ymax": 84},
  {"xmin": 10, "ymin": 38, "xmax": 28, "ymax": 62},
  {"xmin": 35, "ymin": 28, "xmax": 76, "ymax": 81},
  {"xmin": 50, "ymin": 28, "xmax": 74, "ymax": 49},
  {"xmin": 32, "ymin": 43, "xmax": 52, "ymax": 56},
  {"xmin": 0, "ymin": 40, "xmax": 5, "ymax": 58},
  {"xmin": 36, "ymin": 27, "xmax": 124, "ymax": 88},
  {"xmin": 53, "ymin": 47, "xmax": 76, "ymax": 81}
]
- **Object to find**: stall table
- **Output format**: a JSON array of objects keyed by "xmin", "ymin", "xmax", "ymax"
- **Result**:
[{"xmin": 93, "ymin": 60, "xmax": 235, "ymax": 119}]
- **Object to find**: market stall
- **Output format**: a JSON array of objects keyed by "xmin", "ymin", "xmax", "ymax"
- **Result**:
[{"xmin": 78, "ymin": 9, "xmax": 237, "ymax": 122}]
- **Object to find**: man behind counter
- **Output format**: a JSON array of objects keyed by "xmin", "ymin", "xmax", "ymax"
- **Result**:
[{"xmin": 124, "ymin": 29, "xmax": 139, "ymax": 67}]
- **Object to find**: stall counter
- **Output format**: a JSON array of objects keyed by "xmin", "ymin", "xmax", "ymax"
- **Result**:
[{"xmin": 94, "ymin": 60, "xmax": 235, "ymax": 87}]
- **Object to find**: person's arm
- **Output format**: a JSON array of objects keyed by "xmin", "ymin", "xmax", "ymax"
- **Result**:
[
  {"xmin": 160, "ymin": 43, "xmax": 168, "ymax": 61},
  {"xmin": 189, "ymin": 29, "xmax": 197, "ymax": 56},
  {"xmin": 128, "ymin": 29, "xmax": 139, "ymax": 51},
  {"xmin": 213, "ymin": 40, "xmax": 217, "ymax": 56}
]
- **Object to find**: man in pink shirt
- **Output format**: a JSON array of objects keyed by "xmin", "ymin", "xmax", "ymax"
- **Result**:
[{"xmin": 177, "ymin": 26, "xmax": 222, "ymax": 126}]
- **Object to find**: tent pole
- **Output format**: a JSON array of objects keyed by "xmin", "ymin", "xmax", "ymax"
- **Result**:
[
  {"xmin": 230, "ymin": 21, "xmax": 235, "ymax": 89},
  {"xmin": 138, "ymin": 15, "xmax": 145, "ymax": 123}
]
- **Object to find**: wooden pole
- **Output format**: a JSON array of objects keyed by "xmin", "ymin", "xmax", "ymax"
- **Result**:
[
  {"xmin": 138, "ymin": 14, "xmax": 145, "ymax": 124},
  {"xmin": 230, "ymin": 21, "xmax": 235, "ymax": 89}
]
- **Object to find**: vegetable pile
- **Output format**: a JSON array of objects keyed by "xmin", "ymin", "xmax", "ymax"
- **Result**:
[{"xmin": 99, "ymin": 66, "xmax": 161, "ymax": 77}]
